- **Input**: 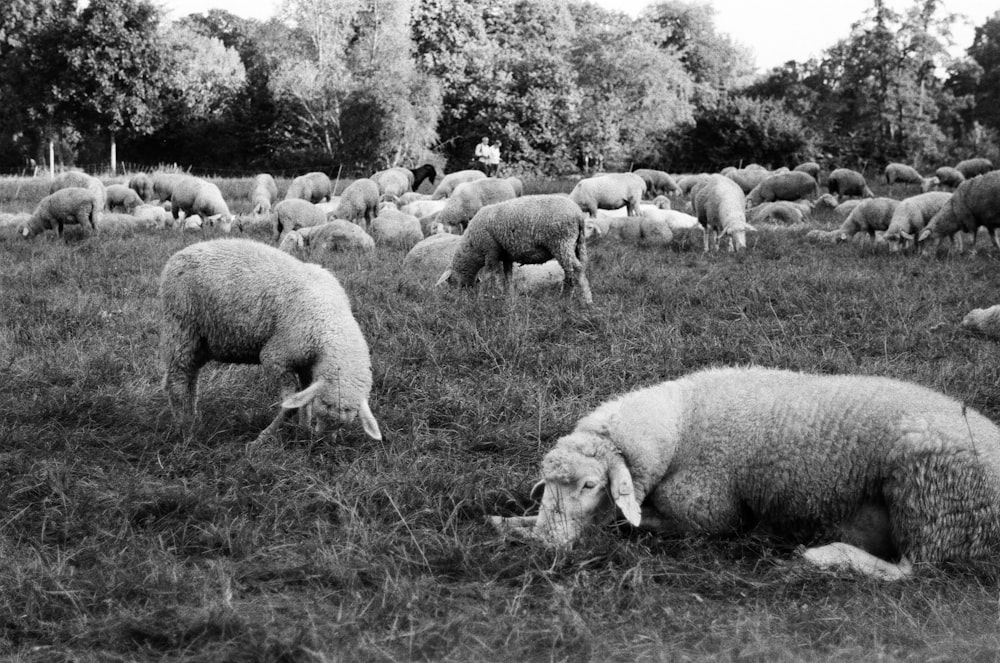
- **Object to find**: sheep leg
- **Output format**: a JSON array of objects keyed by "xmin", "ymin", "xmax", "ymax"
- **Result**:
[
  {"xmin": 161, "ymin": 328, "xmax": 209, "ymax": 422},
  {"xmin": 801, "ymin": 543, "xmax": 912, "ymax": 581}
]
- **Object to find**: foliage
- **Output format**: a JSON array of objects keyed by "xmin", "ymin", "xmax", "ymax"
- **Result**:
[{"xmin": 967, "ymin": 11, "xmax": 1000, "ymax": 134}]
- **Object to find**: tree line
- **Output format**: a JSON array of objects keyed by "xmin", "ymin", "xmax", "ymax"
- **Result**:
[{"xmin": 0, "ymin": 0, "xmax": 997, "ymax": 177}]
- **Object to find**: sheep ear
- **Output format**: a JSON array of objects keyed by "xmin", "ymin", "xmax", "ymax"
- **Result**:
[
  {"xmin": 434, "ymin": 269, "xmax": 452, "ymax": 287},
  {"xmin": 608, "ymin": 455, "xmax": 641, "ymax": 526},
  {"xmin": 281, "ymin": 379, "xmax": 326, "ymax": 409},
  {"xmin": 917, "ymin": 229, "xmax": 931, "ymax": 242},
  {"xmin": 529, "ymin": 480, "xmax": 545, "ymax": 503},
  {"xmin": 899, "ymin": 231, "xmax": 914, "ymax": 241},
  {"xmin": 359, "ymin": 398, "xmax": 382, "ymax": 440}
]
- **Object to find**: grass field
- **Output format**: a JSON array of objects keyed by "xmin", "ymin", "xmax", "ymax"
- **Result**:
[{"xmin": 2, "ymin": 175, "xmax": 1000, "ymax": 662}]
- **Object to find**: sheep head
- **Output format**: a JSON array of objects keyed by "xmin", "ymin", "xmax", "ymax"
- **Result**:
[
  {"xmin": 281, "ymin": 378, "xmax": 382, "ymax": 440},
  {"xmin": 525, "ymin": 439, "xmax": 641, "ymax": 547}
]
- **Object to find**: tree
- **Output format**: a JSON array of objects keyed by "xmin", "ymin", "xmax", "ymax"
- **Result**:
[{"xmin": 967, "ymin": 11, "xmax": 1000, "ymax": 134}]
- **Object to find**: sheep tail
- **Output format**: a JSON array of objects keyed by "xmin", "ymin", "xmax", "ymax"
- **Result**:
[{"xmin": 575, "ymin": 215, "xmax": 588, "ymax": 264}]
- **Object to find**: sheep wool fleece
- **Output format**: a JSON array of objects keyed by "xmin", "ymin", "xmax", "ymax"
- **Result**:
[
  {"xmin": 552, "ymin": 367, "xmax": 1000, "ymax": 563},
  {"xmin": 159, "ymin": 238, "xmax": 375, "ymax": 424}
]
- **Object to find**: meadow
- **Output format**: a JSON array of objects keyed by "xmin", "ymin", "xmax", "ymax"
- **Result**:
[{"xmin": 2, "ymin": 174, "xmax": 1000, "ymax": 662}]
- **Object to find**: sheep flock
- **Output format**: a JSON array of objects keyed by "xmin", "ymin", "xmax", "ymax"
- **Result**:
[{"xmin": 6, "ymin": 154, "xmax": 1000, "ymax": 591}]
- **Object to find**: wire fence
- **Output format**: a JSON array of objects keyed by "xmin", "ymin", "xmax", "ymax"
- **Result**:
[{"xmin": 0, "ymin": 160, "xmax": 364, "ymax": 180}]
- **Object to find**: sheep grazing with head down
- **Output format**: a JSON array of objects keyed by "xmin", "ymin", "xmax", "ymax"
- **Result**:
[
  {"xmin": 436, "ymin": 178, "xmax": 518, "ymax": 234},
  {"xmin": 631, "ymin": 169, "xmax": 681, "ymax": 197},
  {"xmin": 570, "ymin": 173, "xmax": 645, "ymax": 217},
  {"xmin": 170, "ymin": 176, "xmax": 234, "ymax": 232},
  {"xmin": 278, "ymin": 219, "xmax": 375, "ymax": 254},
  {"xmin": 918, "ymin": 171, "xmax": 1000, "ymax": 254},
  {"xmin": 691, "ymin": 174, "xmax": 756, "ymax": 251},
  {"xmin": 20, "ymin": 187, "xmax": 101, "ymax": 238},
  {"xmin": 159, "ymin": 238, "xmax": 382, "ymax": 444},
  {"xmin": 334, "ymin": 178, "xmax": 380, "ymax": 229},
  {"xmin": 435, "ymin": 194, "xmax": 593, "ymax": 304},
  {"xmin": 105, "ymin": 183, "xmax": 143, "ymax": 213},
  {"xmin": 492, "ymin": 366, "xmax": 1000, "ymax": 581},
  {"xmin": 833, "ymin": 197, "xmax": 899, "ymax": 244},
  {"xmin": 371, "ymin": 167, "xmax": 413, "ymax": 200},
  {"xmin": 934, "ymin": 166, "xmax": 965, "ymax": 190},
  {"xmin": 50, "ymin": 170, "xmax": 106, "ymax": 211},
  {"xmin": 793, "ymin": 161, "xmax": 821, "ymax": 180},
  {"xmin": 746, "ymin": 171, "xmax": 818, "ymax": 207},
  {"xmin": 955, "ymin": 157, "xmax": 995, "ymax": 179},
  {"xmin": 962, "ymin": 304, "xmax": 1000, "ymax": 339},
  {"xmin": 882, "ymin": 191, "xmax": 952, "ymax": 252},
  {"xmin": 431, "ymin": 170, "xmax": 487, "ymax": 200},
  {"xmin": 272, "ymin": 198, "xmax": 329, "ymax": 242},
  {"xmin": 250, "ymin": 173, "xmax": 279, "ymax": 215},
  {"xmin": 884, "ymin": 162, "xmax": 933, "ymax": 193},
  {"xmin": 827, "ymin": 168, "xmax": 874, "ymax": 202},
  {"xmin": 128, "ymin": 173, "xmax": 155, "ymax": 202},
  {"xmin": 285, "ymin": 172, "xmax": 332, "ymax": 203}
]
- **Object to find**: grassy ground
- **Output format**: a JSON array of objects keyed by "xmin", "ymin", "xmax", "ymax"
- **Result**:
[{"xmin": 1, "ymin": 175, "xmax": 999, "ymax": 662}]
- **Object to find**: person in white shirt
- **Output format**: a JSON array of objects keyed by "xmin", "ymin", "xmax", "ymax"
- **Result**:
[
  {"xmin": 487, "ymin": 142, "xmax": 501, "ymax": 176},
  {"xmin": 475, "ymin": 137, "xmax": 491, "ymax": 172}
]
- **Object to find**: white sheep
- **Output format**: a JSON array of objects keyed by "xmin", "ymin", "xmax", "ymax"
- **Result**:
[
  {"xmin": 105, "ymin": 183, "xmax": 143, "ymax": 213},
  {"xmin": 152, "ymin": 172, "xmax": 186, "ymax": 203},
  {"xmin": 400, "ymin": 199, "xmax": 447, "ymax": 220},
  {"xmin": 128, "ymin": 173, "xmax": 154, "ymax": 202},
  {"xmin": 827, "ymin": 168, "xmax": 874, "ymax": 201},
  {"xmin": 570, "ymin": 173, "xmax": 645, "ymax": 217},
  {"xmin": 504, "ymin": 176, "xmax": 524, "ymax": 197},
  {"xmin": 833, "ymin": 197, "xmax": 899, "ymax": 243},
  {"xmin": 631, "ymin": 169, "xmax": 681, "ymax": 197},
  {"xmin": 746, "ymin": 171, "xmax": 818, "ymax": 206},
  {"xmin": 955, "ymin": 157, "xmax": 994, "ymax": 179},
  {"xmin": 134, "ymin": 203, "xmax": 174, "ymax": 229},
  {"xmin": 691, "ymin": 174, "xmax": 756, "ymax": 252},
  {"xmin": 20, "ymin": 187, "xmax": 101, "ymax": 238},
  {"xmin": 934, "ymin": 166, "xmax": 965, "ymax": 190},
  {"xmin": 918, "ymin": 171, "xmax": 1000, "ymax": 254},
  {"xmin": 491, "ymin": 366, "xmax": 1000, "ymax": 580},
  {"xmin": 334, "ymin": 178, "xmax": 380, "ymax": 228},
  {"xmin": 397, "ymin": 192, "xmax": 430, "ymax": 206},
  {"xmin": 272, "ymin": 198, "xmax": 328, "ymax": 241},
  {"xmin": 94, "ymin": 212, "xmax": 156, "ymax": 234},
  {"xmin": 371, "ymin": 167, "xmax": 413, "ymax": 199},
  {"xmin": 436, "ymin": 178, "xmax": 518, "ymax": 234},
  {"xmin": 170, "ymin": 176, "xmax": 234, "ymax": 232},
  {"xmin": 723, "ymin": 166, "xmax": 770, "ymax": 194},
  {"xmin": 882, "ymin": 191, "xmax": 952, "ymax": 252},
  {"xmin": 961, "ymin": 305, "xmax": 1000, "ymax": 339},
  {"xmin": 884, "ymin": 162, "xmax": 933, "ymax": 192},
  {"xmin": 747, "ymin": 200, "xmax": 806, "ymax": 225},
  {"xmin": 430, "ymin": 170, "xmax": 487, "ymax": 200},
  {"xmin": 159, "ymin": 238, "xmax": 381, "ymax": 443},
  {"xmin": 369, "ymin": 208, "xmax": 423, "ymax": 249},
  {"xmin": 250, "ymin": 173, "xmax": 279, "ymax": 215},
  {"xmin": 435, "ymin": 194, "xmax": 592, "ymax": 304},
  {"xmin": 793, "ymin": 161, "xmax": 821, "ymax": 180},
  {"xmin": 278, "ymin": 219, "xmax": 375, "ymax": 254},
  {"xmin": 50, "ymin": 170, "xmax": 106, "ymax": 211},
  {"xmin": 285, "ymin": 171, "xmax": 332, "ymax": 203},
  {"xmin": 403, "ymin": 233, "xmax": 463, "ymax": 277}
]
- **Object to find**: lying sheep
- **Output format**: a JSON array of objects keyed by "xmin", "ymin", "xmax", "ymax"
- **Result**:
[
  {"xmin": 134, "ymin": 203, "xmax": 173, "ymax": 229},
  {"xmin": 882, "ymin": 191, "xmax": 952, "ymax": 252},
  {"xmin": 570, "ymin": 173, "xmax": 645, "ymax": 217},
  {"xmin": 431, "ymin": 170, "xmax": 487, "ymax": 199},
  {"xmin": 369, "ymin": 208, "xmax": 423, "ymax": 249},
  {"xmin": 746, "ymin": 171, "xmax": 818, "ymax": 206},
  {"xmin": 827, "ymin": 168, "xmax": 874, "ymax": 201},
  {"xmin": 334, "ymin": 178, "xmax": 380, "ymax": 228},
  {"xmin": 20, "ymin": 187, "xmax": 101, "ymax": 238},
  {"xmin": 105, "ymin": 183, "xmax": 143, "ymax": 213},
  {"xmin": 403, "ymin": 233, "xmax": 463, "ymax": 277},
  {"xmin": 631, "ymin": 169, "xmax": 681, "ymax": 197},
  {"xmin": 691, "ymin": 174, "xmax": 755, "ymax": 252},
  {"xmin": 491, "ymin": 366, "xmax": 1000, "ymax": 580},
  {"xmin": 884, "ymin": 162, "xmax": 932, "ymax": 192},
  {"xmin": 272, "ymin": 198, "xmax": 329, "ymax": 241},
  {"xmin": 94, "ymin": 212, "xmax": 156, "ymax": 234},
  {"xmin": 50, "ymin": 170, "xmax": 106, "ymax": 211},
  {"xmin": 747, "ymin": 200, "xmax": 805, "ymax": 225},
  {"xmin": 251, "ymin": 173, "xmax": 279, "ymax": 215},
  {"xmin": 436, "ymin": 178, "xmax": 518, "ymax": 233},
  {"xmin": 435, "ymin": 194, "xmax": 593, "ymax": 304},
  {"xmin": 918, "ymin": 171, "xmax": 1000, "ymax": 254},
  {"xmin": 278, "ymin": 219, "xmax": 375, "ymax": 253},
  {"xmin": 401, "ymin": 199, "xmax": 447, "ymax": 220},
  {"xmin": 128, "ymin": 173, "xmax": 154, "ymax": 202},
  {"xmin": 934, "ymin": 166, "xmax": 965, "ymax": 190},
  {"xmin": 285, "ymin": 172, "xmax": 332, "ymax": 203},
  {"xmin": 170, "ymin": 177, "xmax": 234, "ymax": 232},
  {"xmin": 397, "ymin": 192, "xmax": 430, "ymax": 206},
  {"xmin": 833, "ymin": 197, "xmax": 900, "ymax": 243},
  {"xmin": 961, "ymin": 304, "xmax": 1000, "ymax": 339},
  {"xmin": 159, "ymin": 238, "xmax": 382, "ymax": 443},
  {"xmin": 955, "ymin": 157, "xmax": 994, "ymax": 179}
]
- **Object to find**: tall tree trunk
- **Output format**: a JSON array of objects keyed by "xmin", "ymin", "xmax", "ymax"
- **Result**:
[{"xmin": 110, "ymin": 132, "xmax": 117, "ymax": 175}]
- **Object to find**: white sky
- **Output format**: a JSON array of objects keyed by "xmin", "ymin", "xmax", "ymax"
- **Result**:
[{"xmin": 159, "ymin": 0, "xmax": 995, "ymax": 73}]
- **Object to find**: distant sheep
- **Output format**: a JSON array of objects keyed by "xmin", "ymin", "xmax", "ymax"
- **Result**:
[
  {"xmin": 170, "ymin": 177, "xmax": 234, "ymax": 232},
  {"xmin": 827, "ymin": 168, "xmax": 874, "ymax": 201},
  {"xmin": 955, "ymin": 158, "xmax": 994, "ymax": 179},
  {"xmin": 159, "ymin": 238, "xmax": 381, "ymax": 443},
  {"xmin": 882, "ymin": 191, "xmax": 952, "ymax": 252},
  {"xmin": 272, "ymin": 198, "xmax": 328, "ymax": 241},
  {"xmin": 105, "ymin": 183, "xmax": 143, "ymax": 213},
  {"xmin": 491, "ymin": 366, "xmax": 1000, "ymax": 580},
  {"xmin": 934, "ymin": 166, "xmax": 965, "ymax": 190},
  {"xmin": 285, "ymin": 172, "xmax": 332, "ymax": 203},
  {"xmin": 436, "ymin": 178, "xmax": 518, "ymax": 233},
  {"xmin": 691, "ymin": 174, "xmax": 755, "ymax": 251},
  {"xmin": 278, "ymin": 219, "xmax": 375, "ymax": 253},
  {"xmin": 251, "ymin": 173, "xmax": 279, "ymax": 215},
  {"xmin": 128, "ymin": 173, "xmax": 155, "ymax": 202},
  {"xmin": 723, "ymin": 166, "xmax": 770, "ymax": 194},
  {"xmin": 884, "ymin": 162, "xmax": 932, "ymax": 191},
  {"xmin": 631, "ymin": 169, "xmax": 681, "ymax": 197},
  {"xmin": 334, "ymin": 178, "xmax": 380, "ymax": 228},
  {"xmin": 431, "ymin": 170, "xmax": 487, "ymax": 200},
  {"xmin": 20, "ymin": 187, "xmax": 101, "ymax": 238},
  {"xmin": 746, "ymin": 171, "xmax": 818, "ymax": 206},
  {"xmin": 793, "ymin": 162, "xmax": 821, "ymax": 180},
  {"xmin": 918, "ymin": 171, "xmax": 1000, "ymax": 254},
  {"xmin": 371, "ymin": 167, "xmax": 413, "ymax": 199},
  {"xmin": 747, "ymin": 200, "xmax": 806, "ymax": 225},
  {"xmin": 570, "ymin": 173, "xmax": 645, "ymax": 217},
  {"xmin": 833, "ymin": 197, "xmax": 900, "ymax": 243},
  {"xmin": 436, "ymin": 194, "xmax": 592, "ymax": 304}
]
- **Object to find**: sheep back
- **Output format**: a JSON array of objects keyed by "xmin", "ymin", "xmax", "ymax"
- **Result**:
[
  {"xmin": 934, "ymin": 166, "xmax": 965, "ymax": 189},
  {"xmin": 747, "ymin": 171, "xmax": 818, "ymax": 206},
  {"xmin": 955, "ymin": 158, "xmax": 995, "ymax": 179},
  {"xmin": 369, "ymin": 208, "xmax": 423, "ymax": 249},
  {"xmin": 884, "ymin": 163, "xmax": 924, "ymax": 185},
  {"xmin": 128, "ymin": 173, "xmax": 155, "ymax": 202},
  {"xmin": 106, "ymin": 183, "xmax": 143, "ymax": 213},
  {"xmin": 285, "ymin": 172, "xmax": 332, "ymax": 203},
  {"xmin": 632, "ymin": 169, "xmax": 681, "ymax": 196},
  {"xmin": 836, "ymin": 197, "xmax": 899, "ymax": 240},
  {"xmin": 431, "ymin": 170, "xmax": 487, "ymax": 199},
  {"xmin": 569, "ymin": 173, "xmax": 645, "ymax": 217},
  {"xmin": 883, "ymin": 192, "xmax": 952, "ymax": 248},
  {"xmin": 273, "ymin": 198, "xmax": 329, "ymax": 240},
  {"xmin": 827, "ymin": 168, "xmax": 873, "ymax": 199},
  {"xmin": 23, "ymin": 187, "xmax": 101, "ymax": 237},
  {"xmin": 50, "ymin": 170, "xmax": 105, "ymax": 211},
  {"xmin": 371, "ymin": 168, "xmax": 413, "ymax": 199},
  {"xmin": 921, "ymin": 171, "xmax": 1000, "ymax": 242},
  {"xmin": 334, "ymin": 178, "xmax": 380, "ymax": 226},
  {"xmin": 436, "ymin": 178, "xmax": 518, "ymax": 232}
]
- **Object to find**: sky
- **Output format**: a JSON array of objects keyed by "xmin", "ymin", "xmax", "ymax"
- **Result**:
[{"xmin": 158, "ymin": 0, "xmax": 995, "ymax": 73}]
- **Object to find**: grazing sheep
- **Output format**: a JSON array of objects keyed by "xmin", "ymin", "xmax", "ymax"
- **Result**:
[
  {"xmin": 20, "ymin": 187, "xmax": 101, "ymax": 238},
  {"xmin": 94, "ymin": 212, "xmax": 156, "ymax": 234},
  {"xmin": 285, "ymin": 172, "xmax": 332, "ymax": 203},
  {"xmin": 884, "ymin": 162, "xmax": 932, "ymax": 192},
  {"xmin": 747, "ymin": 200, "xmax": 806, "ymax": 225},
  {"xmin": 834, "ymin": 197, "xmax": 900, "ymax": 243},
  {"xmin": 677, "ymin": 174, "xmax": 712, "ymax": 196},
  {"xmin": 504, "ymin": 176, "xmax": 524, "ymax": 197},
  {"xmin": 723, "ymin": 167, "xmax": 770, "ymax": 194},
  {"xmin": 334, "ymin": 178, "xmax": 380, "ymax": 228},
  {"xmin": 152, "ymin": 172, "xmax": 186, "ymax": 203},
  {"xmin": 50, "ymin": 170, "xmax": 106, "ymax": 211},
  {"xmin": 170, "ymin": 177, "xmax": 234, "ymax": 232},
  {"xmin": 934, "ymin": 166, "xmax": 965, "ymax": 190},
  {"xmin": 435, "ymin": 194, "xmax": 592, "ymax": 304},
  {"xmin": 491, "ymin": 366, "xmax": 1000, "ymax": 580},
  {"xmin": 251, "ymin": 173, "xmax": 279, "ymax": 215},
  {"xmin": 793, "ymin": 161, "xmax": 821, "ymax": 180},
  {"xmin": 918, "ymin": 171, "xmax": 1000, "ymax": 254},
  {"xmin": 369, "ymin": 208, "xmax": 423, "ymax": 249},
  {"xmin": 272, "ymin": 198, "xmax": 329, "ymax": 241},
  {"xmin": 746, "ymin": 171, "xmax": 818, "ymax": 206},
  {"xmin": 371, "ymin": 167, "xmax": 413, "ymax": 199},
  {"xmin": 632, "ymin": 169, "xmax": 681, "ymax": 197},
  {"xmin": 570, "ymin": 173, "xmax": 645, "ymax": 217},
  {"xmin": 962, "ymin": 305, "xmax": 1000, "ymax": 339},
  {"xmin": 128, "ymin": 173, "xmax": 154, "ymax": 202},
  {"xmin": 882, "ymin": 191, "xmax": 952, "ymax": 252},
  {"xmin": 955, "ymin": 157, "xmax": 995, "ymax": 179},
  {"xmin": 278, "ymin": 219, "xmax": 375, "ymax": 254},
  {"xmin": 159, "ymin": 238, "xmax": 382, "ymax": 443},
  {"xmin": 691, "ymin": 174, "xmax": 755, "ymax": 252},
  {"xmin": 431, "ymin": 170, "xmax": 487, "ymax": 199},
  {"xmin": 410, "ymin": 164, "xmax": 438, "ymax": 192},
  {"xmin": 397, "ymin": 192, "xmax": 430, "ymax": 206},
  {"xmin": 105, "ymin": 183, "xmax": 143, "ymax": 213},
  {"xmin": 436, "ymin": 178, "xmax": 518, "ymax": 234},
  {"xmin": 827, "ymin": 168, "xmax": 874, "ymax": 201}
]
